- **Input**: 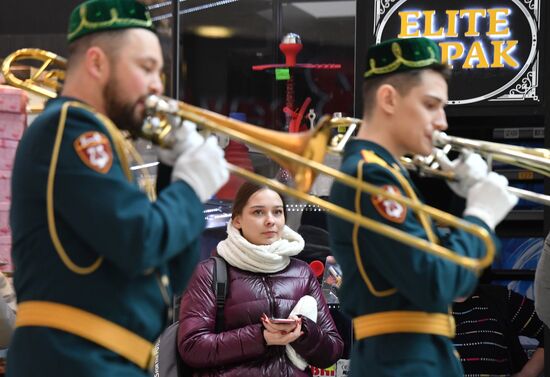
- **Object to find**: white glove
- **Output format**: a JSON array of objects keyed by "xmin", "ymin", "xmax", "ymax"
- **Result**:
[
  {"xmin": 158, "ymin": 120, "xmax": 204, "ymax": 166},
  {"xmin": 463, "ymin": 172, "xmax": 518, "ymax": 230},
  {"xmin": 436, "ymin": 150, "xmax": 488, "ymax": 198},
  {"xmin": 171, "ymin": 136, "xmax": 229, "ymax": 202}
]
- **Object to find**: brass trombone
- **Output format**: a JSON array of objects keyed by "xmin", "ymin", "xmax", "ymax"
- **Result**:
[
  {"xmin": 144, "ymin": 95, "xmax": 494, "ymax": 271},
  {"xmin": 1, "ymin": 48, "xmax": 66, "ymax": 99},
  {"xmin": 2, "ymin": 48, "xmax": 495, "ymax": 271},
  {"xmin": 331, "ymin": 117, "xmax": 550, "ymax": 207}
]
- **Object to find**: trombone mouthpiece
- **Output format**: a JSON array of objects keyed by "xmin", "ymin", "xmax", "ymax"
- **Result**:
[
  {"xmin": 144, "ymin": 95, "xmax": 175, "ymax": 114},
  {"xmin": 432, "ymin": 131, "xmax": 450, "ymax": 146},
  {"xmin": 141, "ymin": 95, "xmax": 181, "ymax": 148},
  {"xmin": 144, "ymin": 94, "xmax": 161, "ymax": 110}
]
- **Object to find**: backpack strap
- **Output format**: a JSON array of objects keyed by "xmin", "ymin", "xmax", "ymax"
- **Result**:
[
  {"xmin": 157, "ymin": 258, "xmax": 228, "ymax": 377},
  {"xmin": 211, "ymin": 256, "xmax": 228, "ymax": 333}
]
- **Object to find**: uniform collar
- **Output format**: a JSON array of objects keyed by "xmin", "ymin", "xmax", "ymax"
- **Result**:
[
  {"xmin": 45, "ymin": 96, "xmax": 90, "ymax": 109},
  {"xmin": 343, "ymin": 138, "xmax": 410, "ymax": 176},
  {"xmin": 343, "ymin": 139, "xmax": 397, "ymax": 165}
]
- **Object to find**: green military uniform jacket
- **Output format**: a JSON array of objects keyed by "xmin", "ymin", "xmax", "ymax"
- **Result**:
[
  {"xmin": 8, "ymin": 97, "xmax": 205, "ymax": 376},
  {"xmin": 328, "ymin": 139, "xmax": 497, "ymax": 377}
]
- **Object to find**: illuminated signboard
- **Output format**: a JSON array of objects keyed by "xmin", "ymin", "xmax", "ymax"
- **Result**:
[{"xmin": 370, "ymin": 0, "xmax": 540, "ymax": 105}]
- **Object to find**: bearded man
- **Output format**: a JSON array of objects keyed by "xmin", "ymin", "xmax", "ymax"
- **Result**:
[{"xmin": 7, "ymin": 1, "xmax": 228, "ymax": 376}]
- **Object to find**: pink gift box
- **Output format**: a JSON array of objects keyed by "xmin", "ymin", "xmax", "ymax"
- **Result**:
[
  {"xmin": 0, "ymin": 111, "xmax": 26, "ymax": 140},
  {"xmin": 0, "ymin": 235, "xmax": 12, "ymax": 273},
  {"xmin": 0, "ymin": 139, "xmax": 18, "ymax": 170},
  {"xmin": 0, "ymin": 85, "xmax": 27, "ymax": 113},
  {"xmin": 0, "ymin": 202, "xmax": 9, "ymax": 237},
  {"xmin": 0, "ymin": 170, "xmax": 11, "ymax": 202}
]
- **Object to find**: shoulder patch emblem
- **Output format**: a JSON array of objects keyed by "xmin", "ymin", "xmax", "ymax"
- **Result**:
[
  {"xmin": 73, "ymin": 131, "xmax": 113, "ymax": 174},
  {"xmin": 371, "ymin": 185, "xmax": 407, "ymax": 223}
]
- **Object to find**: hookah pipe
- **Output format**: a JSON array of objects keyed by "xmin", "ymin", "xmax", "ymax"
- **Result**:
[{"xmin": 252, "ymin": 33, "xmax": 341, "ymax": 133}]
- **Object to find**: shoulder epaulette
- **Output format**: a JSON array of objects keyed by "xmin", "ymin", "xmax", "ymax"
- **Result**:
[{"xmin": 361, "ymin": 150, "xmax": 388, "ymax": 167}]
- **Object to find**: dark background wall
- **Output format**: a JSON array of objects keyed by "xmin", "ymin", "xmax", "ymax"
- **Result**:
[
  {"xmin": 0, "ymin": 1, "xmax": 81, "ymax": 34},
  {"xmin": 0, "ymin": 1, "xmax": 83, "ymax": 57}
]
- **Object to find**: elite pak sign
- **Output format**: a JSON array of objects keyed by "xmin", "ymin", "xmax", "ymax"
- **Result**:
[{"xmin": 370, "ymin": 0, "xmax": 540, "ymax": 104}]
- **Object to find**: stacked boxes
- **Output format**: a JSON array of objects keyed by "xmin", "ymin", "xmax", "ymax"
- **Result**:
[{"xmin": 0, "ymin": 85, "xmax": 28, "ymax": 273}]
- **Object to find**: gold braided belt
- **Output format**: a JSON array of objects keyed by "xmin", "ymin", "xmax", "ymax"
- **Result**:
[
  {"xmin": 16, "ymin": 301, "xmax": 155, "ymax": 370},
  {"xmin": 353, "ymin": 311, "xmax": 456, "ymax": 340}
]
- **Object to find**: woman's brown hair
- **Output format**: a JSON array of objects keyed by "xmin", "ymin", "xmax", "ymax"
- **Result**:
[{"xmin": 231, "ymin": 182, "xmax": 287, "ymax": 220}]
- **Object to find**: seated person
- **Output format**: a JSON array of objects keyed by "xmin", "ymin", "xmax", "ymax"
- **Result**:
[
  {"xmin": 177, "ymin": 182, "xmax": 343, "ymax": 376},
  {"xmin": 296, "ymin": 201, "xmax": 331, "ymax": 266},
  {"xmin": 453, "ymin": 283, "xmax": 544, "ymax": 377}
]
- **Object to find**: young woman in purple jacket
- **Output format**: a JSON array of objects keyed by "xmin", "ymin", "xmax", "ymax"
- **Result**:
[{"xmin": 178, "ymin": 182, "xmax": 344, "ymax": 376}]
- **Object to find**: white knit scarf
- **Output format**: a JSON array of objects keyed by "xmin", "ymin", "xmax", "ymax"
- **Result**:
[{"xmin": 217, "ymin": 221, "xmax": 305, "ymax": 273}]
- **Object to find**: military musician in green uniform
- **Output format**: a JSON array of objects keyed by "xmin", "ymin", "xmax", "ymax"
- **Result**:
[
  {"xmin": 7, "ymin": 0, "xmax": 228, "ymax": 376},
  {"xmin": 327, "ymin": 37, "xmax": 518, "ymax": 376}
]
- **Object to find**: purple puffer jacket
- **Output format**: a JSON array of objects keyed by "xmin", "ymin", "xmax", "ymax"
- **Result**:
[{"xmin": 178, "ymin": 257, "xmax": 344, "ymax": 377}]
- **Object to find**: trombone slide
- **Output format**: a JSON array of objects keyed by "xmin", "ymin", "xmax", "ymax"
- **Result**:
[
  {"xmin": 433, "ymin": 131, "xmax": 550, "ymax": 178},
  {"xmin": 506, "ymin": 187, "xmax": 550, "ymax": 207},
  {"xmin": 404, "ymin": 152, "xmax": 550, "ymax": 207},
  {"xmin": 431, "ymin": 131, "xmax": 550, "ymax": 206}
]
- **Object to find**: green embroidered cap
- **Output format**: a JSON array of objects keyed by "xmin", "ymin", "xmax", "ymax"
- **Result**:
[
  {"xmin": 364, "ymin": 37, "xmax": 442, "ymax": 79},
  {"xmin": 68, "ymin": 0, "xmax": 154, "ymax": 43}
]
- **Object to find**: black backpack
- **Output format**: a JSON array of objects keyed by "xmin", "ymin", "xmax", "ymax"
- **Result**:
[{"xmin": 152, "ymin": 256, "xmax": 227, "ymax": 377}]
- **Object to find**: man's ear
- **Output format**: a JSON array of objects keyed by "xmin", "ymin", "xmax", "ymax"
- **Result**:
[
  {"xmin": 376, "ymin": 84, "xmax": 398, "ymax": 115},
  {"xmin": 85, "ymin": 46, "xmax": 110, "ymax": 83}
]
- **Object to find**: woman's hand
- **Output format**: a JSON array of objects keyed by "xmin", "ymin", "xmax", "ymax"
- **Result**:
[{"xmin": 261, "ymin": 314, "xmax": 303, "ymax": 346}]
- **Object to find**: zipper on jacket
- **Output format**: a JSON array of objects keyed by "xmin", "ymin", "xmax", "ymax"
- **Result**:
[
  {"xmin": 262, "ymin": 276, "xmax": 276, "ymax": 317},
  {"xmin": 262, "ymin": 275, "xmax": 294, "ymax": 377}
]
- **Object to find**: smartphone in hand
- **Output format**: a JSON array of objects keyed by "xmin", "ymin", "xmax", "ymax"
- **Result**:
[{"xmin": 269, "ymin": 318, "xmax": 296, "ymax": 324}]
